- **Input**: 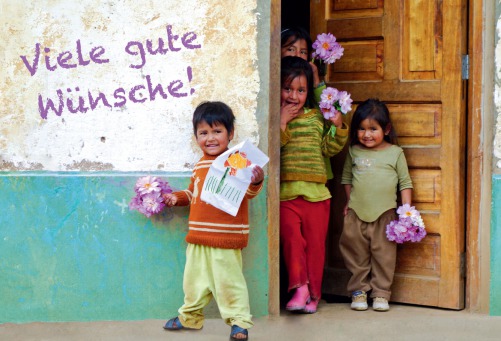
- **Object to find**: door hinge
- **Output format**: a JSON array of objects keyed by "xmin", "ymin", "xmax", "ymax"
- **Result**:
[
  {"xmin": 462, "ymin": 55, "xmax": 469, "ymax": 80},
  {"xmin": 460, "ymin": 252, "xmax": 466, "ymax": 278}
]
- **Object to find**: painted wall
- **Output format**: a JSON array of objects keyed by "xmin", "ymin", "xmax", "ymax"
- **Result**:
[
  {"xmin": 491, "ymin": 177, "xmax": 501, "ymax": 315},
  {"xmin": 491, "ymin": 2, "xmax": 501, "ymax": 316},
  {"xmin": 0, "ymin": 0, "xmax": 262, "ymax": 171},
  {"xmin": 0, "ymin": 0, "xmax": 271, "ymax": 323},
  {"xmin": 496, "ymin": 4, "xmax": 501, "ymax": 170},
  {"xmin": 0, "ymin": 175, "xmax": 268, "ymax": 322}
]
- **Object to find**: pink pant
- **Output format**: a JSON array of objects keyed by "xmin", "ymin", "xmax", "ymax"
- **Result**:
[{"xmin": 280, "ymin": 197, "xmax": 330, "ymax": 301}]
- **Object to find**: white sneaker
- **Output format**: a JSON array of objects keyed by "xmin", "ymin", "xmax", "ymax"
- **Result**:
[
  {"xmin": 350, "ymin": 290, "xmax": 368, "ymax": 311},
  {"xmin": 373, "ymin": 297, "xmax": 390, "ymax": 311}
]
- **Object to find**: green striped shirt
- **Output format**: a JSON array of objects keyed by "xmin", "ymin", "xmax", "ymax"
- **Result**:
[{"xmin": 280, "ymin": 108, "xmax": 348, "ymax": 201}]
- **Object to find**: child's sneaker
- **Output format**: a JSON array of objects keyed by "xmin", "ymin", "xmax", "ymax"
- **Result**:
[
  {"xmin": 350, "ymin": 290, "xmax": 368, "ymax": 311},
  {"xmin": 373, "ymin": 297, "xmax": 390, "ymax": 311}
]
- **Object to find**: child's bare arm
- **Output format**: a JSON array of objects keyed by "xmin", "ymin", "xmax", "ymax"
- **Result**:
[
  {"xmin": 400, "ymin": 188, "xmax": 412, "ymax": 205},
  {"xmin": 343, "ymin": 184, "xmax": 352, "ymax": 216}
]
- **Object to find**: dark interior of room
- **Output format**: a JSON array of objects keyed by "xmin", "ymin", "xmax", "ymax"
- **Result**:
[{"xmin": 281, "ymin": 0, "xmax": 310, "ymax": 32}]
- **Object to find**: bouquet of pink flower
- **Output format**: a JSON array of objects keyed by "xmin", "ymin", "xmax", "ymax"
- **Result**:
[
  {"xmin": 319, "ymin": 87, "xmax": 353, "ymax": 119},
  {"xmin": 312, "ymin": 33, "xmax": 344, "ymax": 64},
  {"xmin": 129, "ymin": 176, "xmax": 172, "ymax": 217},
  {"xmin": 386, "ymin": 204, "xmax": 427, "ymax": 243}
]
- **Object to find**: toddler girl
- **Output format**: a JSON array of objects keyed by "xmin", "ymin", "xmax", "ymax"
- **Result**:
[{"xmin": 339, "ymin": 98, "xmax": 413, "ymax": 312}]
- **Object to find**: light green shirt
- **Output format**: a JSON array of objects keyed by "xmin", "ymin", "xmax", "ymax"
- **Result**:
[
  {"xmin": 341, "ymin": 144, "xmax": 413, "ymax": 222},
  {"xmin": 280, "ymin": 180, "xmax": 331, "ymax": 202}
]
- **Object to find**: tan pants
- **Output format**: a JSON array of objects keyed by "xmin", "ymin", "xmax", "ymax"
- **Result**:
[
  {"xmin": 339, "ymin": 209, "xmax": 397, "ymax": 300},
  {"xmin": 178, "ymin": 244, "xmax": 253, "ymax": 329}
]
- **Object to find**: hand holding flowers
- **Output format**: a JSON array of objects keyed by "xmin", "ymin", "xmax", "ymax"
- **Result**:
[
  {"xmin": 163, "ymin": 192, "xmax": 177, "ymax": 207},
  {"xmin": 312, "ymin": 33, "xmax": 344, "ymax": 64},
  {"xmin": 319, "ymin": 87, "xmax": 353, "ymax": 120},
  {"xmin": 129, "ymin": 176, "xmax": 173, "ymax": 217},
  {"xmin": 386, "ymin": 204, "xmax": 427, "ymax": 243}
]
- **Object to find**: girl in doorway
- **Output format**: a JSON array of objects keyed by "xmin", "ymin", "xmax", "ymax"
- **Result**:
[
  {"xmin": 280, "ymin": 56, "xmax": 348, "ymax": 314},
  {"xmin": 339, "ymin": 98, "xmax": 413, "ymax": 312},
  {"xmin": 281, "ymin": 27, "xmax": 335, "ymax": 181},
  {"xmin": 281, "ymin": 26, "xmax": 325, "ymax": 97}
]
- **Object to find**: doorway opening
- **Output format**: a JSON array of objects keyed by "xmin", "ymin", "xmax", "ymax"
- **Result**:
[
  {"xmin": 279, "ymin": 0, "xmax": 470, "ymax": 310},
  {"xmin": 281, "ymin": 0, "xmax": 310, "ymax": 32},
  {"xmin": 279, "ymin": 0, "xmax": 350, "ymax": 307}
]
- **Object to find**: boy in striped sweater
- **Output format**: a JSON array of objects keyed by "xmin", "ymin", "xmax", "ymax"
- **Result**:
[{"xmin": 162, "ymin": 101, "xmax": 264, "ymax": 341}]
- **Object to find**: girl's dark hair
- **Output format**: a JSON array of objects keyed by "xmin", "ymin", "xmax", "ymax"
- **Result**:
[
  {"xmin": 281, "ymin": 56, "xmax": 315, "ymax": 109},
  {"xmin": 192, "ymin": 101, "xmax": 235, "ymax": 136},
  {"xmin": 281, "ymin": 26, "xmax": 313, "ymax": 57},
  {"xmin": 349, "ymin": 98, "xmax": 398, "ymax": 145}
]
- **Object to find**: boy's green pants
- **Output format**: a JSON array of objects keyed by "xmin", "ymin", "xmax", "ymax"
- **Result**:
[{"xmin": 178, "ymin": 243, "xmax": 253, "ymax": 329}]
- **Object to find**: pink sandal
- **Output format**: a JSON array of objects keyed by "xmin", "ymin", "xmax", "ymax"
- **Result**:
[
  {"xmin": 286, "ymin": 284, "xmax": 310, "ymax": 311},
  {"xmin": 302, "ymin": 299, "xmax": 319, "ymax": 314}
]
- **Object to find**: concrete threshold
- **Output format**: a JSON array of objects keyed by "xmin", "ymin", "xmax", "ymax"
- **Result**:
[{"xmin": 1, "ymin": 302, "xmax": 501, "ymax": 341}]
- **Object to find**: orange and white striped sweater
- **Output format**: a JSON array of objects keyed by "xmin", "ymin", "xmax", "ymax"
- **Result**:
[{"xmin": 173, "ymin": 153, "xmax": 263, "ymax": 249}]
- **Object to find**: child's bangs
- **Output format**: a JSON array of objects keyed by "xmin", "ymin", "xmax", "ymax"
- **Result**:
[{"xmin": 282, "ymin": 72, "xmax": 304, "ymax": 88}]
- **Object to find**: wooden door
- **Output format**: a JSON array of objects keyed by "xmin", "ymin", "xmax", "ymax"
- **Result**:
[{"xmin": 312, "ymin": 0, "xmax": 466, "ymax": 309}]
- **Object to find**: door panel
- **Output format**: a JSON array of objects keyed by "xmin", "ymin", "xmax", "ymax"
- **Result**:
[{"xmin": 313, "ymin": 0, "xmax": 466, "ymax": 309}]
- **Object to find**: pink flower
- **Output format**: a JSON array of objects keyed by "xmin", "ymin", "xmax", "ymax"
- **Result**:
[
  {"xmin": 141, "ymin": 192, "xmax": 165, "ymax": 217},
  {"xmin": 135, "ymin": 176, "xmax": 162, "ymax": 195},
  {"xmin": 386, "ymin": 205, "xmax": 427, "ymax": 244},
  {"xmin": 319, "ymin": 87, "xmax": 352, "ymax": 119},
  {"xmin": 312, "ymin": 33, "xmax": 344, "ymax": 64},
  {"xmin": 337, "ymin": 91, "xmax": 353, "ymax": 113},
  {"xmin": 320, "ymin": 87, "xmax": 339, "ymax": 105},
  {"xmin": 397, "ymin": 203, "xmax": 419, "ymax": 220},
  {"xmin": 319, "ymin": 101, "xmax": 338, "ymax": 119},
  {"xmin": 159, "ymin": 180, "xmax": 173, "ymax": 195},
  {"xmin": 413, "ymin": 226, "xmax": 427, "ymax": 242},
  {"xmin": 129, "ymin": 176, "xmax": 172, "ymax": 218},
  {"xmin": 129, "ymin": 194, "xmax": 143, "ymax": 211}
]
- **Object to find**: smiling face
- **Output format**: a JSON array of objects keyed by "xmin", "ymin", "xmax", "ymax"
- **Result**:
[
  {"xmin": 195, "ymin": 121, "xmax": 233, "ymax": 156},
  {"xmin": 281, "ymin": 75, "xmax": 308, "ymax": 111},
  {"xmin": 357, "ymin": 118, "xmax": 390, "ymax": 150},
  {"xmin": 281, "ymin": 37, "xmax": 309, "ymax": 60}
]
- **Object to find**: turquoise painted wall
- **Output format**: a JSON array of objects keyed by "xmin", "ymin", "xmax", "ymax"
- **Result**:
[
  {"xmin": 0, "ymin": 174, "xmax": 269, "ymax": 322},
  {"xmin": 491, "ymin": 175, "xmax": 501, "ymax": 315}
]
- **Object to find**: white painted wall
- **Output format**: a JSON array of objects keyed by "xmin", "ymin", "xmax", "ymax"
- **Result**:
[{"xmin": 0, "ymin": 0, "xmax": 260, "ymax": 171}]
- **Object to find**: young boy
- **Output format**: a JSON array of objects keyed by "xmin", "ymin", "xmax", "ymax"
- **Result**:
[{"xmin": 162, "ymin": 101, "xmax": 264, "ymax": 341}]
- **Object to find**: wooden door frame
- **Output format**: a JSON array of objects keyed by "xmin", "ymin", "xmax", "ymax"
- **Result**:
[
  {"xmin": 466, "ymin": 0, "xmax": 493, "ymax": 313},
  {"xmin": 268, "ymin": 0, "xmax": 281, "ymax": 316}
]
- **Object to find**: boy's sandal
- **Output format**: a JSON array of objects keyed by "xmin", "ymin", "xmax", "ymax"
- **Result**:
[
  {"xmin": 163, "ymin": 317, "xmax": 184, "ymax": 330},
  {"xmin": 230, "ymin": 325, "xmax": 248, "ymax": 340}
]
